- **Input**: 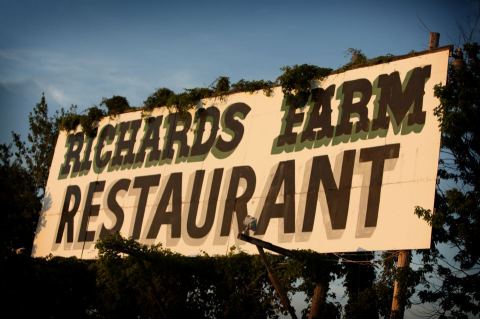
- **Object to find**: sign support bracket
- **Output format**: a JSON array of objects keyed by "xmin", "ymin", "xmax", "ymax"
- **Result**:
[{"xmin": 238, "ymin": 232, "xmax": 298, "ymax": 319}]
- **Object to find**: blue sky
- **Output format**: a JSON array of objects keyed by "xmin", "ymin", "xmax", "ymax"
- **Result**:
[{"xmin": 0, "ymin": 0, "xmax": 477, "ymax": 144}]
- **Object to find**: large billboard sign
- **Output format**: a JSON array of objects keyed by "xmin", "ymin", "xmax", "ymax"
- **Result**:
[{"xmin": 32, "ymin": 48, "xmax": 450, "ymax": 258}]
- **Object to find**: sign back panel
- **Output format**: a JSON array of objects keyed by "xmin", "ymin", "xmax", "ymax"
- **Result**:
[{"xmin": 32, "ymin": 48, "xmax": 450, "ymax": 258}]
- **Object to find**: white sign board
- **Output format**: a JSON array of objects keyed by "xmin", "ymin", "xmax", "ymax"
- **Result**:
[{"xmin": 32, "ymin": 48, "xmax": 450, "ymax": 258}]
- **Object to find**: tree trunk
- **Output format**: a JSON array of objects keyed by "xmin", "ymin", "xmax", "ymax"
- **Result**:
[{"xmin": 308, "ymin": 282, "xmax": 326, "ymax": 319}]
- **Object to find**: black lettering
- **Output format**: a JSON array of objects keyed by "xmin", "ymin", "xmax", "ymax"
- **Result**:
[
  {"xmin": 135, "ymin": 116, "xmax": 163, "ymax": 164},
  {"xmin": 111, "ymin": 119, "xmax": 142, "ymax": 167},
  {"xmin": 99, "ymin": 179, "xmax": 130, "ymax": 239},
  {"xmin": 372, "ymin": 66, "xmax": 431, "ymax": 130},
  {"xmin": 302, "ymin": 150, "xmax": 356, "ymax": 231},
  {"xmin": 359, "ymin": 143, "xmax": 400, "ymax": 227},
  {"xmin": 215, "ymin": 103, "xmax": 251, "ymax": 153},
  {"xmin": 276, "ymin": 105, "xmax": 304, "ymax": 146},
  {"xmin": 221, "ymin": 166, "xmax": 256, "ymax": 236},
  {"xmin": 59, "ymin": 133, "xmax": 84, "ymax": 177},
  {"xmin": 162, "ymin": 113, "xmax": 192, "ymax": 161},
  {"xmin": 80, "ymin": 136, "xmax": 94, "ymax": 173},
  {"xmin": 335, "ymin": 79, "xmax": 372, "ymax": 136},
  {"xmin": 55, "ymin": 185, "xmax": 81, "ymax": 243},
  {"xmin": 147, "ymin": 173, "xmax": 182, "ymax": 239},
  {"xmin": 300, "ymin": 85, "xmax": 335, "ymax": 142},
  {"xmin": 131, "ymin": 174, "xmax": 161, "ymax": 239},
  {"xmin": 191, "ymin": 107, "xmax": 220, "ymax": 157},
  {"xmin": 94, "ymin": 124, "xmax": 115, "ymax": 171},
  {"xmin": 187, "ymin": 168, "xmax": 223, "ymax": 238},
  {"xmin": 255, "ymin": 160, "xmax": 296, "ymax": 235},
  {"xmin": 78, "ymin": 181, "xmax": 105, "ymax": 242}
]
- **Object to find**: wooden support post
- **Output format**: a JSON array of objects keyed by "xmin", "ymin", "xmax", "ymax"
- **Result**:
[
  {"xmin": 256, "ymin": 246, "xmax": 298, "ymax": 319},
  {"xmin": 390, "ymin": 32, "xmax": 439, "ymax": 319},
  {"xmin": 238, "ymin": 233, "xmax": 326, "ymax": 319},
  {"xmin": 238, "ymin": 233, "xmax": 297, "ymax": 319},
  {"xmin": 429, "ymin": 32, "xmax": 440, "ymax": 50},
  {"xmin": 238, "ymin": 233, "xmax": 294, "ymax": 257},
  {"xmin": 390, "ymin": 250, "xmax": 410, "ymax": 319}
]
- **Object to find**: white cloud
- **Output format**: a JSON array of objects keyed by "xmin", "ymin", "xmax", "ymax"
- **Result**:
[
  {"xmin": 170, "ymin": 69, "xmax": 197, "ymax": 91},
  {"xmin": 46, "ymin": 85, "xmax": 69, "ymax": 106},
  {"xmin": 1, "ymin": 48, "xmax": 213, "ymax": 112},
  {"xmin": 1, "ymin": 48, "xmax": 152, "ymax": 108}
]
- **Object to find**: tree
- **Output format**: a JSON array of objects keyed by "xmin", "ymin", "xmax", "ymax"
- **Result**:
[
  {"xmin": 342, "ymin": 252, "xmax": 379, "ymax": 319},
  {"xmin": 0, "ymin": 94, "xmax": 84, "ymax": 257},
  {"xmin": 284, "ymin": 250, "xmax": 341, "ymax": 319},
  {"xmin": 416, "ymin": 42, "xmax": 480, "ymax": 317},
  {"xmin": 213, "ymin": 76, "xmax": 230, "ymax": 94},
  {"xmin": 2, "ymin": 255, "xmax": 96, "ymax": 319},
  {"xmin": 15, "ymin": 93, "xmax": 58, "ymax": 195},
  {"xmin": 101, "ymin": 95, "xmax": 131, "ymax": 115},
  {"xmin": 95, "ymin": 233, "xmax": 289, "ymax": 318},
  {"xmin": 0, "ymin": 143, "xmax": 41, "ymax": 255},
  {"xmin": 0, "ymin": 94, "xmax": 62, "ymax": 254},
  {"xmin": 143, "ymin": 87, "xmax": 175, "ymax": 110},
  {"xmin": 0, "ymin": 98, "xmax": 95, "ymax": 317},
  {"xmin": 276, "ymin": 64, "xmax": 332, "ymax": 108}
]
